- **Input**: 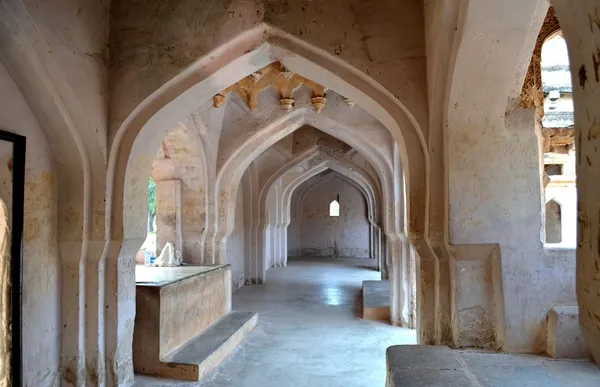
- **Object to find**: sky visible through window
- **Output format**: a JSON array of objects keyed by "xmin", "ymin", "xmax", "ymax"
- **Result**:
[{"xmin": 329, "ymin": 200, "xmax": 339, "ymax": 217}]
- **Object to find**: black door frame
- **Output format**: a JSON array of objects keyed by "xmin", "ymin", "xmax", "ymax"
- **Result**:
[{"xmin": 0, "ymin": 129, "xmax": 26, "ymax": 386}]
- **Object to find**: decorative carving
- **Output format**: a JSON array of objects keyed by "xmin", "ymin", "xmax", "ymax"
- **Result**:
[
  {"xmin": 311, "ymin": 96, "xmax": 327, "ymax": 113},
  {"xmin": 212, "ymin": 62, "xmax": 327, "ymax": 112},
  {"xmin": 279, "ymin": 98, "xmax": 295, "ymax": 110},
  {"xmin": 213, "ymin": 93, "xmax": 226, "ymax": 107}
]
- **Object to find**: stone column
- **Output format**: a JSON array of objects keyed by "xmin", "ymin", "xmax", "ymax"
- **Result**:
[{"xmin": 553, "ymin": 0, "xmax": 600, "ymax": 365}]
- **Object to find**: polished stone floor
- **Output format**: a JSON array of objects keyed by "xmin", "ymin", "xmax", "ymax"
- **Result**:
[{"xmin": 134, "ymin": 257, "xmax": 417, "ymax": 386}]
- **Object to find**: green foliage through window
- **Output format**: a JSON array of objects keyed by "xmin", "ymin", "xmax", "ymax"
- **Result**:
[{"xmin": 148, "ymin": 177, "xmax": 156, "ymax": 215}]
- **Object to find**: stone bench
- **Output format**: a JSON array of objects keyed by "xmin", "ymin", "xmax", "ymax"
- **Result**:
[{"xmin": 133, "ymin": 265, "xmax": 257, "ymax": 381}]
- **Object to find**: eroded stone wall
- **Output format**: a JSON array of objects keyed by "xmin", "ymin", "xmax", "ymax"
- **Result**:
[{"xmin": 0, "ymin": 63, "xmax": 60, "ymax": 386}]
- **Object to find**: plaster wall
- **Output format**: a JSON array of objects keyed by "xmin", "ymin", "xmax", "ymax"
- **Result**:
[
  {"xmin": 0, "ymin": 63, "xmax": 60, "ymax": 386},
  {"xmin": 226, "ymin": 184, "xmax": 246, "ymax": 290},
  {"xmin": 108, "ymin": 0, "xmax": 428, "ymax": 139},
  {"xmin": 297, "ymin": 177, "xmax": 369, "ymax": 258},
  {"xmin": 156, "ymin": 126, "xmax": 208, "ymax": 262},
  {"xmin": 21, "ymin": 0, "xmax": 109, "ymax": 151},
  {"xmin": 448, "ymin": 98, "xmax": 576, "ymax": 351},
  {"xmin": 444, "ymin": 0, "xmax": 580, "ymax": 352}
]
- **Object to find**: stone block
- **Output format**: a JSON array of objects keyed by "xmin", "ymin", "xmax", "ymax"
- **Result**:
[
  {"xmin": 547, "ymin": 306, "xmax": 589, "ymax": 359},
  {"xmin": 362, "ymin": 280, "xmax": 390, "ymax": 321}
]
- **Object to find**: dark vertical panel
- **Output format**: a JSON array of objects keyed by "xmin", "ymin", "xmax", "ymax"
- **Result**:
[{"xmin": 0, "ymin": 129, "xmax": 26, "ymax": 387}]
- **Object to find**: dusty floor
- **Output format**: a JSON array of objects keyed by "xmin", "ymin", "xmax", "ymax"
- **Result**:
[{"xmin": 134, "ymin": 257, "xmax": 417, "ymax": 386}]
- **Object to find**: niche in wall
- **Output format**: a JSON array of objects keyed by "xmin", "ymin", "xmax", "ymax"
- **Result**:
[{"xmin": 545, "ymin": 199, "xmax": 562, "ymax": 244}]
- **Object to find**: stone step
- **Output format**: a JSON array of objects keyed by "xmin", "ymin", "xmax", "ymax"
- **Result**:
[
  {"xmin": 159, "ymin": 311, "xmax": 258, "ymax": 381},
  {"xmin": 362, "ymin": 280, "xmax": 390, "ymax": 321}
]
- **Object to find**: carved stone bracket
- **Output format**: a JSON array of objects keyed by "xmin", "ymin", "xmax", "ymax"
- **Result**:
[{"xmin": 212, "ymin": 62, "xmax": 327, "ymax": 113}]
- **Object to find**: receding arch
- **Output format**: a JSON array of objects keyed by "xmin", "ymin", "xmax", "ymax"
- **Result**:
[
  {"xmin": 262, "ymin": 153, "xmax": 382, "ymax": 275},
  {"xmin": 104, "ymin": 26, "xmax": 434, "ymax": 380},
  {"xmin": 107, "ymin": 25, "xmax": 428, "ymax": 249},
  {"xmin": 214, "ymin": 109, "xmax": 394, "ymax": 262}
]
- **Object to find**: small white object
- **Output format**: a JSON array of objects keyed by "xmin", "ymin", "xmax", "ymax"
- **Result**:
[
  {"xmin": 153, "ymin": 242, "xmax": 183, "ymax": 267},
  {"xmin": 144, "ymin": 250, "xmax": 153, "ymax": 267}
]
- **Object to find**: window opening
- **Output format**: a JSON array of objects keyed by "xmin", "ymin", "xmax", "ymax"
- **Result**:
[
  {"xmin": 545, "ymin": 164, "xmax": 563, "ymax": 176},
  {"xmin": 329, "ymin": 195, "xmax": 340, "ymax": 217}
]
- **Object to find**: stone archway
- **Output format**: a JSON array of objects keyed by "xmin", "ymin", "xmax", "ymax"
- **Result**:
[
  {"xmin": 264, "ymin": 152, "xmax": 382, "ymax": 272},
  {"xmin": 105, "ymin": 29, "xmax": 440, "ymax": 382}
]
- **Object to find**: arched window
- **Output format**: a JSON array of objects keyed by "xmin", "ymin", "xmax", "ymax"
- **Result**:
[
  {"xmin": 329, "ymin": 200, "xmax": 340, "ymax": 217},
  {"xmin": 541, "ymin": 32, "xmax": 573, "ymax": 129}
]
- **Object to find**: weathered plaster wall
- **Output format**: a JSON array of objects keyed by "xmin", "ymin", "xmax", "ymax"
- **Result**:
[
  {"xmin": 155, "ymin": 125, "xmax": 208, "ymax": 261},
  {"xmin": 1, "ymin": 2, "xmax": 112, "ymax": 384},
  {"xmin": 297, "ymin": 176, "xmax": 369, "ymax": 258},
  {"xmin": 0, "ymin": 63, "xmax": 60, "ymax": 386},
  {"xmin": 226, "ymin": 183, "xmax": 245, "ymax": 290},
  {"xmin": 446, "ymin": 0, "xmax": 577, "ymax": 351}
]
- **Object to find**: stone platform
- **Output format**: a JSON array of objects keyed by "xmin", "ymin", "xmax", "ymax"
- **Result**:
[
  {"xmin": 362, "ymin": 280, "xmax": 390, "ymax": 321},
  {"xmin": 386, "ymin": 345, "xmax": 600, "ymax": 387},
  {"xmin": 133, "ymin": 265, "xmax": 257, "ymax": 381}
]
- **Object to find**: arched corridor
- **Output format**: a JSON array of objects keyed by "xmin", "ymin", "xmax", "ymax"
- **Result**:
[{"xmin": 2, "ymin": 1, "xmax": 600, "ymax": 386}]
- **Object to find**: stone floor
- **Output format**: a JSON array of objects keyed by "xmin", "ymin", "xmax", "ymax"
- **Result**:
[
  {"xmin": 134, "ymin": 257, "xmax": 600, "ymax": 387},
  {"xmin": 134, "ymin": 257, "xmax": 417, "ymax": 386},
  {"xmin": 386, "ymin": 345, "xmax": 600, "ymax": 387}
]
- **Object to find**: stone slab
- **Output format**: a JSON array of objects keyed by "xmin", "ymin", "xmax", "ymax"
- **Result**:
[
  {"xmin": 386, "ymin": 369, "xmax": 473, "ymax": 387},
  {"xmin": 386, "ymin": 345, "xmax": 600, "ymax": 387},
  {"xmin": 161, "ymin": 311, "xmax": 258, "ymax": 381},
  {"xmin": 386, "ymin": 345, "xmax": 462, "ymax": 370},
  {"xmin": 469, "ymin": 365, "xmax": 561, "ymax": 387},
  {"xmin": 135, "ymin": 264, "xmax": 227, "ymax": 287},
  {"xmin": 362, "ymin": 280, "xmax": 390, "ymax": 321}
]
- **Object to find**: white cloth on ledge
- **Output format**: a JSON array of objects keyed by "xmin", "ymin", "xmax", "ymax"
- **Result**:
[{"xmin": 152, "ymin": 242, "xmax": 183, "ymax": 267}]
